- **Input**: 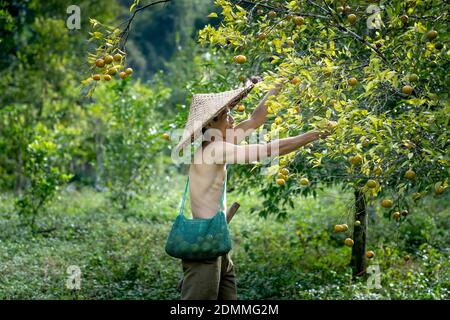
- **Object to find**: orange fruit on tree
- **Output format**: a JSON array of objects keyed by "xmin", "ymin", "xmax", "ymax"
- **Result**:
[
  {"xmin": 408, "ymin": 73, "xmax": 419, "ymax": 82},
  {"xmin": 404, "ymin": 169, "xmax": 416, "ymax": 180},
  {"xmin": 233, "ymin": 55, "xmax": 247, "ymax": 64},
  {"xmin": 350, "ymin": 154, "xmax": 363, "ymax": 165},
  {"xmin": 345, "ymin": 5, "xmax": 351, "ymax": 13},
  {"xmin": 348, "ymin": 77, "xmax": 358, "ymax": 86},
  {"xmin": 381, "ymin": 199, "xmax": 393, "ymax": 208},
  {"xmin": 366, "ymin": 179, "xmax": 377, "ymax": 189},
  {"xmin": 237, "ymin": 104, "xmax": 245, "ymax": 112},
  {"xmin": 392, "ymin": 211, "xmax": 401, "ymax": 220},
  {"xmin": 366, "ymin": 251, "xmax": 375, "ymax": 259},
  {"xmin": 125, "ymin": 68, "xmax": 133, "ymax": 75},
  {"xmin": 113, "ymin": 53, "xmax": 123, "ymax": 61},
  {"xmin": 162, "ymin": 133, "xmax": 170, "ymax": 140},
  {"xmin": 402, "ymin": 85, "xmax": 413, "ymax": 95},
  {"xmin": 435, "ymin": 185, "xmax": 444, "ymax": 194},
  {"xmin": 257, "ymin": 32, "xmax": 266, "ymax": 40},
  {"xmin": 92, "ymin": 74, "xmax": 101, "ymax": 81},
  {"xmin": 334, "ymin": 224, "xmax": 345, "ymax": 232},
  {"xmin": 276, "ymin": 178, "xmax": 286, "ymax": 186},
  {"xmin": 342, "ymin": 224, "xmax": 349, "ymax": 232},
  {"xmin": 374, "ymin": 166, "xmax": 382, "ymax": 176},
  {"xmin": 268, "ymin": 10, "xmax": 277, "ymax": 18},
  {"xmin": 293, "ymin": 16, "xmax": 304, "ymax": 26},
  {"xmin": 354, "ymin": 220, "xmax": 361, "ymax": 227},
  {"xmin": 104, "ymin": 55, "xmax": 113, "ymax": 64},
  {"xmin": 286, "ymin": 39, "xmax": 295, "ymax": 47},
  {"xmin": 95, "ymin": 59, "xmax": 105, "ymax": 68},
  {"xmin": 299, "ymin": 177, "xmax": 310, "ymax": 186},
  {"xmin": 400, "ymin": 15, "xmax": 408, "ymax": 23},
  {"xmin": 108, "ymin": 67, "xmax": 118, "ymax": 75},
  {"xmin": 347, "ymin": 14, "xmax": 357, "ymax": 24},
  {"xmin": 104, "ymin": 74, "xmax": 112, "ymax": 81},
  {"xmin": 290, "ymin": 77, "xmax": 300, "ymax": 85},
  {"xmin": 119, "ymin": 71, "xmax": 127, "ymax": 79},
  {"xmin": 337, "ymin": 6, "xmax": 344, "ymax": 13},
  {"xmin": 280, "ymin": 168, "xmax": 289, "ymax": 176},
  {"xmin": 427, "ymin": 30, "xmax": 438, "ymax": 40},
  {"xmin": 344, "ymin": 238, "xmax": 354, "ymax": 247}
]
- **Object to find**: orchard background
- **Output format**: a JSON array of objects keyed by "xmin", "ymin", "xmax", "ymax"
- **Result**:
[{"xmin": 0, "ymin": 0, "xmax": 448, "ymax": 299}]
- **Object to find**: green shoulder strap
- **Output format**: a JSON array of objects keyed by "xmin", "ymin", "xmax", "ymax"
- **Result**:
[{"xmin": 178, "ymin": 168, "xmax": 228, "ymax": 216}]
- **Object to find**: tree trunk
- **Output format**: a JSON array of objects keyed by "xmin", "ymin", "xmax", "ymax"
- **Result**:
[{"xmin": 350, "ymin": 189, "xmax": 367, "ymax": 278}]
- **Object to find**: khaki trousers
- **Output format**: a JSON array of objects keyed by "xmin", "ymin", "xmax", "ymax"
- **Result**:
[{"xmin": 178, "ymin": 253, "xmax": 237, "ymax": 300}]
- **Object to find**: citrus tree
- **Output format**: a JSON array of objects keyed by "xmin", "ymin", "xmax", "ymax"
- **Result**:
[{"xmin": 197, "ymin": 0, "xmax": 449, "ymax": 276}]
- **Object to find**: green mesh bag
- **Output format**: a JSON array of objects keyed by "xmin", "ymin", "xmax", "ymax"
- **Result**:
[{"xmin": 165, "ymin": 171, "xmax": 232, "ymax": 260}]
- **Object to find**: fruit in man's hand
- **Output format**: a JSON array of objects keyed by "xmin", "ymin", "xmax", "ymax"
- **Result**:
[
  {"xmin": 381, "ymin": 199, "xmax": 393, "ymax": 208},
  {"xmin": 344, "ymin": 238, "xmax": 354, "ymax": 247},
  {"xmin": 402, "ymin": 85, "xmax": 413, "ymax": 95},
  {"xmin": 95, "ymin": 59, "xmax": 105, "ymax": 68},
  {"xmin": 404, "ymin": 169, "xmax": 416, "ymax": 180},
  {"xmin": 233, "ymin": 55, "xmax": 247, "ymax": 64}
]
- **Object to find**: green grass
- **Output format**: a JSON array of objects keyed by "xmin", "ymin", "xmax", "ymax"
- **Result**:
[{"xmin": 0, "ymin": 182, "xmax": 449, "ymax": 299}]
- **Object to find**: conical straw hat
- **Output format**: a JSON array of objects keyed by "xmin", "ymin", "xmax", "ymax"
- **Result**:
[{"xmin": 175, "ymin": 83, "xmax": 255, "ymax": 154}]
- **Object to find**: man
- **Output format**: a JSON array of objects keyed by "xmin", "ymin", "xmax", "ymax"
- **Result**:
[{"xmin": 174, "ymin": 80, "xmax": 334, "ymax": 300}]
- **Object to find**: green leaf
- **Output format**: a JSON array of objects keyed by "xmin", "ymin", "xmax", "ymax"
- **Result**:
[{"xmin": 207, "ymin": 12, "xmax": 218, "ymax": 18}]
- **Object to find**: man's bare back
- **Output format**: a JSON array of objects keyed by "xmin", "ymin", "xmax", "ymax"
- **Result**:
[{"xmin": 189, "ymin": 162, "xmax": 227, "ymax": 219}]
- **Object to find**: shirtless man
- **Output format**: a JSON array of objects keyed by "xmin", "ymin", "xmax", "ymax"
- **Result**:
[{"xmin": 179, "ymin": 82, "xmax": 333, "ymax": 299}]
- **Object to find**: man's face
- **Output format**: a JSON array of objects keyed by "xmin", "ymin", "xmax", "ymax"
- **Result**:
[{"xmin": 211, "ymin": 107, "xmax": 234, "ymax": 130}]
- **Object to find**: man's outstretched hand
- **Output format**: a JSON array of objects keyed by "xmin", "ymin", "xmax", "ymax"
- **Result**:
[{"xmin": 318, "ymin": 120, "xmax": 338, "ymax": 138}]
